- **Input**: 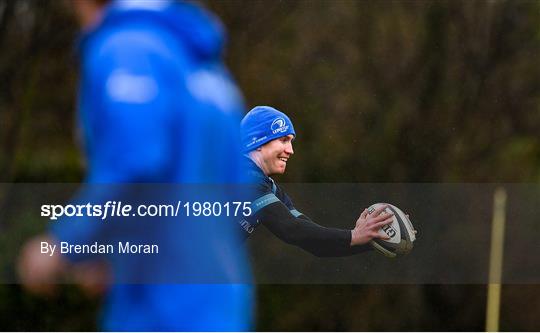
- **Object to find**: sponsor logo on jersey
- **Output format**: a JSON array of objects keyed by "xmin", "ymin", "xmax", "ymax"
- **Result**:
[
  {"xmin": 187, "ymin": 69, "xmax": 242, "ymax": 113},
  {"xmin": 106, "ymin": 69, "xmax": 159, "ymax": 104},
  {"xmin": 239, "ymin": 219, "xmax": 254, "ymax": 234}
]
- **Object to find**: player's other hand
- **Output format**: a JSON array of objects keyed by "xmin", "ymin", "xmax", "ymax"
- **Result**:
[
  {"xmin": 350, "ymin": 205, "xmax": 394, "ymax": 246},
  {"xmin": 405, "ymin": 213, "xmax": 418, "ymax": 235}
]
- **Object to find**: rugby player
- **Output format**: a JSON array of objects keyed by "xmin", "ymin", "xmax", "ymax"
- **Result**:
[
  {"xmin": 240, "ymin": 106, "xmax": 394, "ymax": 256},
  {"xmin": 18, "ymin": 0, "xmax": 253, "ymax": 330}
]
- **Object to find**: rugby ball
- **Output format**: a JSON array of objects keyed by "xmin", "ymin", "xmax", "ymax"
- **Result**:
[{"xmin": 368, "ymin": 203, "xmax": 416, "ymax": 258}]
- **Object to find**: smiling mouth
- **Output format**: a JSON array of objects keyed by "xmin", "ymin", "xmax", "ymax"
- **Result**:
[{"xmin": 279, "ymin": 157, "xmax": 288, "ymax": 162}]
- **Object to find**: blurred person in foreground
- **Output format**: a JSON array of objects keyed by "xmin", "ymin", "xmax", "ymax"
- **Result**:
[
  {"xmin": 239, "ymin": 106, "xmax": 408, "ymax": 256},
  {"xmin": 18, "ymin": 0, "xmax": 252, "ymax": 330}
]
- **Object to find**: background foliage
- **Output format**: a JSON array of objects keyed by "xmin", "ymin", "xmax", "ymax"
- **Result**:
[{"xmin": 1, "ymin": 0, "xmax": 540, "ymax": 330}]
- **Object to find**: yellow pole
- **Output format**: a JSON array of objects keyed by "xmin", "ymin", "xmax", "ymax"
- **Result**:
[{"xmin": 486, "ymin": 187, "xmax": 507, "ymax": 332}]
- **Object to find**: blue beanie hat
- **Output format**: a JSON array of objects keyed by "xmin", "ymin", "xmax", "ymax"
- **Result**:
[{"xmin": 241, "ymin": 106, "xmax": 296, "ymax": 152}]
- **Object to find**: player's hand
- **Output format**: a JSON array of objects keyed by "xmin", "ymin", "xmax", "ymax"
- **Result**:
[
  {"xmin": 18, "ymin": 234, "xmax": 111, "ymax": 297},
  {"xmin": 350, "ymin": 205, "xmax": 394, "ymax": 246},
  {"xmin": 17, "ymin": 234, "xmax": 65, "ymax": 295}
]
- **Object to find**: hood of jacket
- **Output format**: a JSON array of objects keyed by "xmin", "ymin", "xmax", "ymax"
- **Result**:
[{"xmin": 79, "ymin": 0, "xmax": 225, "ymax": 61}]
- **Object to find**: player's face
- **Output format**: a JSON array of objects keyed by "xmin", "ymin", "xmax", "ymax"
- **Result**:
[{"xmin": 259, "ymin": 135, "xmax": 294, "ymax": 175}]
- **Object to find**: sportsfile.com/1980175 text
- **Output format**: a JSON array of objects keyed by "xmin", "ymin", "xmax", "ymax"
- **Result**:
[{"xmin": 40, "ymin": 201, "xmax": 252, "ymax": 221}]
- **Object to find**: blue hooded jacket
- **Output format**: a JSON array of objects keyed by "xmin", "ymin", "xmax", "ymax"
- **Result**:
[{"xmin": 51, "ymin": 0, "xmax": 253, "ymax": 330}]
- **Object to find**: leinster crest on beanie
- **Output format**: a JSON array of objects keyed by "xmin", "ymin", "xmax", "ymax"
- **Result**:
[{"xmin": 241, "ymin": 106, "xmax": 296, "ymax": 152}]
